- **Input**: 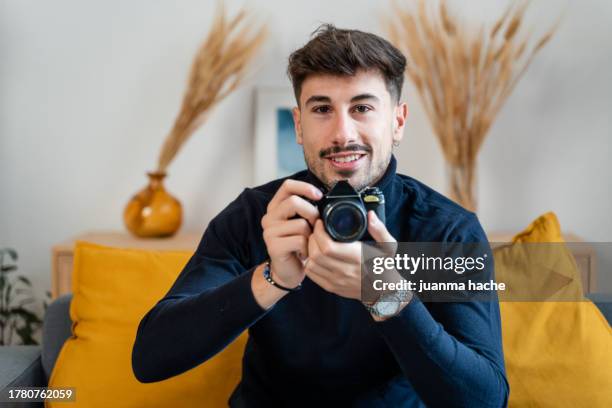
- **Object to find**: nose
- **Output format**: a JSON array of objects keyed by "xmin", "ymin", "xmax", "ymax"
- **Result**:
[{"xmin": 331, "ymin": 110, "xmax": 357, "ymax": 146}]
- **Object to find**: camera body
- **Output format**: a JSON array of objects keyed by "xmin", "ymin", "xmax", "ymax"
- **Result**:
[{"xmin": 315, "ymin": 180, "xmax": 385, "ymax": 242}]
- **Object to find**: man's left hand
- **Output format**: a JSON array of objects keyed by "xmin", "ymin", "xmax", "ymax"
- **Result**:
[{"xmin": 304, "ymin": 211, "xmax": 396, "ymax": 300}]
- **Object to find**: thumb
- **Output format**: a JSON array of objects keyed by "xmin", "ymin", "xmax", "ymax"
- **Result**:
[{"xmin": 367, "ymin": 211, "xmax": 396, "ymax": 243}]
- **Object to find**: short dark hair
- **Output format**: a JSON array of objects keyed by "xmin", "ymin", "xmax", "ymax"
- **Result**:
[{"xmin": 287, "ymin": 24, "xmax": 407, "ymax": 106}]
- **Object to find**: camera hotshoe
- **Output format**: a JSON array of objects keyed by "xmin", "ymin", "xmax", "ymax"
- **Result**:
[{"xmin": 314, "ymin": 180, "xmax": 385, "ymax": 243}]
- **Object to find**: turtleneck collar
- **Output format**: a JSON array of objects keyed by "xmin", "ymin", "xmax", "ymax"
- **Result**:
[{"xmin": 304, "ymin": 154, "xmax": 397, "ymax": 194}]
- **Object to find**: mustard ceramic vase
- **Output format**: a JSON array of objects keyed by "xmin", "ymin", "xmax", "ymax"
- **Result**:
[{"xmin": 123, "ymin": 172, "xmax": 182, "ymax": 237}]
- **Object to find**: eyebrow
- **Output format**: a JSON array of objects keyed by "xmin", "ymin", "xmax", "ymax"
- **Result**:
[{"xmin": 304, "ymin": 93, "xmax": 380, "ymax": 107}]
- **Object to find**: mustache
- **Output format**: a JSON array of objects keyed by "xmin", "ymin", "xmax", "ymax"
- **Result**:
[{"xmin": 319, "ymin": 144, "xmax": 372, "ymax": 158}]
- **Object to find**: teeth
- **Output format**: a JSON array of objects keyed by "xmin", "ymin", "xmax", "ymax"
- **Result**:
[{"xmin": 332, "ymin": 154, "xmax": 360, "ymax": 163}]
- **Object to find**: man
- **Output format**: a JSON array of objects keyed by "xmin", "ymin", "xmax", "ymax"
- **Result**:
[{"xmin": 132, "ymin": 24, "xmax": 509, "ymax": 407}]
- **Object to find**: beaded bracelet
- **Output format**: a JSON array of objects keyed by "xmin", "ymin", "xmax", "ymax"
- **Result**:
[{"xmin": 262, "ymin": 261, "xmax": 302, "ymax": 292}]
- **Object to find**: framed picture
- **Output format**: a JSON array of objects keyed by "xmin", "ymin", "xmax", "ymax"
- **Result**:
[{"xmin": 254, "ymin": 87, "xmax": 306, "ymax": 186}]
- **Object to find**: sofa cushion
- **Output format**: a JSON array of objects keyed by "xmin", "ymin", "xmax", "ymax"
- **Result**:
[
  {"xmin": 47, "ymin": 242, "xmax": 247, "ymax": 407},
  {"xmin": 496, "ymin": 212, "xmax": 612, "ymax": 407}
]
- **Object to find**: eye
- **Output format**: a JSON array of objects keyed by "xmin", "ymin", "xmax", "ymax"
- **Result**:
[
  {"xmin": 353, "ymin": 105, "xmax": 372, "ymax": 113},
  {"xmin": 312, "ymin": 105, "xmax": 331, "ymax": 114}
]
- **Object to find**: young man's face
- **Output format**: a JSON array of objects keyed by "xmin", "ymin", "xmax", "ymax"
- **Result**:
[{"xmin": 292, "ymin": 69, "xmax": 408, "ymax": 191}]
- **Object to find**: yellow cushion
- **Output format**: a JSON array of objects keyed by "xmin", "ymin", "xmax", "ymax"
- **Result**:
[
  {"xmin": 495, "ymin": 212, "xmax": 584, "ymax": 301},
  {"xmin": 496, "ymin": 212, "xmax": 612, "ymax": 407},
  {"xmin": 511, "ymin": 211, "xmax": 564, "ymax": 244},
  {"xmin": 47, "ymin": 242, "xmax": 247, "ymax": 408}
]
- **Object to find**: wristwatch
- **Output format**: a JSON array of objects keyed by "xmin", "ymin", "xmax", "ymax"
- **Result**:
[{"xmin": 363, "ymin": 289, "xmax": 413, "ymax": 318}]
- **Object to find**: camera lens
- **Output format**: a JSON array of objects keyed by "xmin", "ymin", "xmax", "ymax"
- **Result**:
[{"xmin": 326, "ymin": 203, "xmax": 366, "ymax": 242}]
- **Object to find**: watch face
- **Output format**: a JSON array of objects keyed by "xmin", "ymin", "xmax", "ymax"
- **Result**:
[{"xmin": 375, "ymin": 295, "xmax": 401, "ymax": 316}]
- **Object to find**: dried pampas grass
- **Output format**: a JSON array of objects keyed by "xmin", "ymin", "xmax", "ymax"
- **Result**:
[
  {"xmin": 156, "ymin": 2, "xmax": 268, "ymax": 173},
  {"xmin": 386, "ymin": 0, "xmax": 560, "ymax": 211}
]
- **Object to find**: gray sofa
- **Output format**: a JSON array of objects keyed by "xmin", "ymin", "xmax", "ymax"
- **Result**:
[
  {"xmin": 0, "ymin": 295, "xmax": 72, "ymax": 408},
  {"xmin": 1, "ymin": 293, "xmax": 611, "ymax": 407}
]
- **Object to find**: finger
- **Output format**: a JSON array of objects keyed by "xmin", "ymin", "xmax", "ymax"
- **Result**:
[
  {"xmin": 366, "ymin": 211, "xmax": 397, "ymax": 258},
  {"xmin": 309, "ymin": 233, "xmax": 354, "ymax": 272},
  {"xmin": 312, "ymin": 219, "xmax": 360, "ymax": 263},
  {"xmin": 266, "ymin": 235, "xmax": 308, "ymax": 260},
  {"xmin": 362, "ymin": 241, "xmax": 394, "ymax": 262},
  {"xmin": 274, "ymin": 195, "xmax": 319, "ymax": 226},
  {"xmin": 308, "ymin": 232, "xmax": 342, "ymax": 271},
  {"xmin": 367, "ymin": 211, "xmax": 396, "ymax": 243},
  {"xmin": 308, "ymin": 231, "xmax": 319, "ymax": 261},
  {"xmin": 268, "ymin": 179, "xmax": 323, "ymax": 211},
  {"xmin": 264, "ymin": 218, "xmax": 312, "ymax": 240}
]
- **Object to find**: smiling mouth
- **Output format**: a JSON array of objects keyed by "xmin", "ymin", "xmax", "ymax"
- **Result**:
[
  {"xmin": 327, "ymin": 153, "xmax": 365, "ymax": 163},
  {"xmin": 323, "ymin": 153, "xmax": 367, "ymax": 171}
]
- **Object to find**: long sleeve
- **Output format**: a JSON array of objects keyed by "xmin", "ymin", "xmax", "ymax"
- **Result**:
[
  {"xmin": 374, "ymin": 215, "xmax": 509, "ymax": 407},
  {"xmin": 131, "ymin": 167, "xmax": 511, "ymax": 406},
  {"xmin": 375, "ymin": 297, "xmax": 509, "ymax": 407},
  {"xmin": 131, "ymin": 189, "xmax": 268, "ymax": 383}
]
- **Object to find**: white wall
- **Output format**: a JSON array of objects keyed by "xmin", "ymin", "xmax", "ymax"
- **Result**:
[{"xmin": 1, "ymin": 0, "xmax": 611, "ymax": 301}]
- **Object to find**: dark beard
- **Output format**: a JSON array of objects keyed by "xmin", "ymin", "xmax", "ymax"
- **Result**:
[{"xmin": 303, "ymin": 150, "xmax": 391, "ymax": 192}]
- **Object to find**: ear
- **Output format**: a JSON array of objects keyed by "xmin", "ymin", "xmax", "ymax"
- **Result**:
[
  {"xmin": 392, "ymin": 102, "xmax": 408, "ymax": 144},
  {"xmin": 292, "ymin": 107, "xmax": 303, "ymax": 145}
]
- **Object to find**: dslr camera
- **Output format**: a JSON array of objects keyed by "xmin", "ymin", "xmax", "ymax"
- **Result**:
[{"xmin": 315, "ymin": 180, "xmax": 385, "ymax": 242}]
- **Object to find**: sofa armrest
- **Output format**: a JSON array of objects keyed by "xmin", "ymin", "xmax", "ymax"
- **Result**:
[
  {"xmin": 0, "ymin": 346, "xmax": 45, "ymax": 407},
  {"xmin": 0, "ymin": 346, "xmax": 45, "ymax": 389},
  {"xmin": 586, "ymin": 292, "xmax": 612, "ymax": 325}
]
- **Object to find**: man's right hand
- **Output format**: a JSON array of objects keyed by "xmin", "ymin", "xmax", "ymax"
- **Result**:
[{"xmin": 252, "ymin": 180, "xmax": 322, "ymax": 309}]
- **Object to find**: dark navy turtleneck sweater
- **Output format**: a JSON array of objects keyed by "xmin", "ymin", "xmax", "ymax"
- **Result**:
[{"xmin": 132, "ymin": 156, "xmax": 509, "ymax": 407}]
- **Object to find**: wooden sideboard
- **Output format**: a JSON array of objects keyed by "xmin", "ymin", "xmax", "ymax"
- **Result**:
[
  {"xmin": 51, "ymin": 231, "xmax": 597, "ymax": 299},
  {"xmin": 50, "ymin": 231, "xmax": 202, "ymax": 299}
]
